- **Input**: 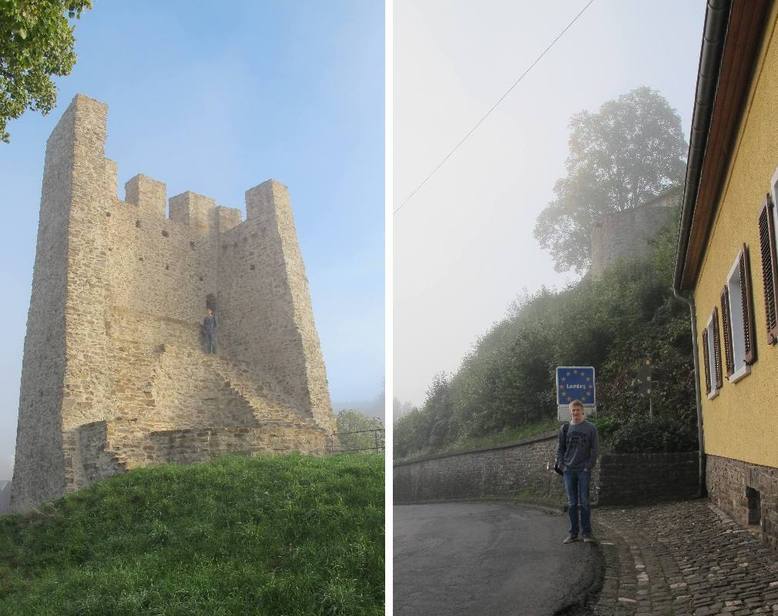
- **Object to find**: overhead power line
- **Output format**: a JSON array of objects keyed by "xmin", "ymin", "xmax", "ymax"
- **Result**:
[{"xmin": 394, "ymin": 0, "xmax": 596, "ymax": 215}]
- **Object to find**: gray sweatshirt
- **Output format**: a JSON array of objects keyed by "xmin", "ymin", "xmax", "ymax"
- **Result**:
[{"xmin": 556, "ymin": 420, "xmax": 598, "ymax": 471}]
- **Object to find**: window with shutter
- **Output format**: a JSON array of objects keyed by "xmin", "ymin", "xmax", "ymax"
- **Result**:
[
  {"xmin": 703, "ymin": 312, "xmax": 719, "ymax": 398},
  {"xmin": 720, "ymin": 287, "xmax": 734, "ymax": 376},
  {"xmin": 758, "ymin": 194, "xmax": 778, "ymax": 344},
  {"xmin": 713, "ymin": 307, "xmax": 723, "ymax": 390},
  {"xmin": 740, "ymin": 245, "xmax": 757, "ymax": 365},
  {"xmin": 702, "ymin": 328, "xmax": 711, "ymax": 396},
  {"xmin": 723, "ymin": 246, "xmax": 756, "ymax": 383}
]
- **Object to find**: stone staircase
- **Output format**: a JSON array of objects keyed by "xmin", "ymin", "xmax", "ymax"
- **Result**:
[{"xmin": 66, "ymin": 325, "xmax": 329, "ymax": 485}]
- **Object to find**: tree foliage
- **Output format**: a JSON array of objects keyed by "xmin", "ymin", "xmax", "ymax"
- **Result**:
[
  {"xmin": 336, "ymin": 409, "xmax": 384, "ymax": 452},
  {"xmin": 394, "ymin": 213, "xmax": 697, "ymax": 459},
  {"xmin": 534, "ymin": 87, "xmax": 687, "ymax": 272},
  {"xmin": 0, "ymin": 0, "xmax": 91, "ymax": 143}
]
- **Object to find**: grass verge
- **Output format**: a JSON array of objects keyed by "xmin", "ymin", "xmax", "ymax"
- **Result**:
[
  {"xmin": 396, "ymin": 418, "xmax": 559, "ymax": 462},
  {"xmin": 0, "ymin": 453, "xmax": 383, "ymax": 615}
]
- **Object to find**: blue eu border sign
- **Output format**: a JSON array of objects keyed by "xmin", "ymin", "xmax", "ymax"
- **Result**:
[{"xmin": 556, "ymin": 366, "xmax": 596, "ymax": 421}]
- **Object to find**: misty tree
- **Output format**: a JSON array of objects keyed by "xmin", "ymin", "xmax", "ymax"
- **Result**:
[
  {"xmin": 0, "ymin": 0, "xmax": 92, "ymax": 143},
  {"xmin": 336, "ymin": 410, "xmax": 383, "ymax": 452},
  {"xmin": 534, "ymin": 87, "xmax": 687, "ymax": 272}
]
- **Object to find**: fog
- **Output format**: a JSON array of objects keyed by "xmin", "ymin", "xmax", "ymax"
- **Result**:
[{"xmin": 393, "ymin": 0, "xmax": 705, "ymax": 407}]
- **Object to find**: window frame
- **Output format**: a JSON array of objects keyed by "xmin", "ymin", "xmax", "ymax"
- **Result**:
[
  {"xmin": 704, "ymin": 310, "xmax": 722, "ymax": 399},
  {"xmin": 757, "ymin": 192, "xmax": 778, "ymax": 345},
  {"xmin": 723, "ymin": 246, "xmax": 756, "ymax": 383}
]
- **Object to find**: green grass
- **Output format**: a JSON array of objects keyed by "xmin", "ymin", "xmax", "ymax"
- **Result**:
[{"xmin": 0, "ymin": 453, "xmax": 384, "ymax": 615}]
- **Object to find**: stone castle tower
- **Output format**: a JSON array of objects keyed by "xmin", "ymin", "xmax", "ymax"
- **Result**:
[
  {"xmin": 11, "ymin": 95, "xmax": 334, "ymax": 511},
  {"xmin": 589, "ymin": 187, "xmax": 681, "ymax": 277}
]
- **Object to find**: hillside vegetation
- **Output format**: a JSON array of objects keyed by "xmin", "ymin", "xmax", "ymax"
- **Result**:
[
  {"xmin": 0, "ymin": 453, "xmax": 383, "ymax": 615},
  {"xmin": 395, "ymin": 215, "xmax": 697, "ymax": 460}
]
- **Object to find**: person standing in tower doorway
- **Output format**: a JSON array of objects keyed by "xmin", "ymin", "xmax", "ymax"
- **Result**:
[
  {"xmin": 202, "ymin": 307, "xmax": 217, "ymax": 354},
  {"xmin": 556, "ymin": 399, "xmax": 598, "ymax": 544}
]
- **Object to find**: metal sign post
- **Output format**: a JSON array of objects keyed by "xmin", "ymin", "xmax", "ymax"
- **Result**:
[{"xmin": 555, "ymin": 366, "xmax": 596, "ymax": 421}]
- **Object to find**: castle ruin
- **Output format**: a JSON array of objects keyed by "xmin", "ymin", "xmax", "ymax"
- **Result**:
[
  {"xmin": 10, "ymin": 95, "xmax": 335, "ymax": 512},
  {"xmin": 589, "ymin": 187, "xmax": 681, "ymax": 277}
]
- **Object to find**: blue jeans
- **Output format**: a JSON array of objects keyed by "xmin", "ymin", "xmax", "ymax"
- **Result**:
[
  {"xmin": 205, "ymin": 333, "xmax": 216, "ymax": 354},
  {"xmin": 563, "ymin": 469, "xmax": 592, "ymax": 537}
]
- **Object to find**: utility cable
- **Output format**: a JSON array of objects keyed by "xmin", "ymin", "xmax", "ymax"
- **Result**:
[{"xmin": 394, "ymin": 0, "xmax": 595, "ymax": 214}]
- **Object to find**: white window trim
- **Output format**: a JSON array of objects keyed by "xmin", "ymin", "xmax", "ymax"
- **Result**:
[
  {"xmin": 772, "ymin": 165, "xmax": 778, "ymax": 234},
  {"xmin": 705, "ymin": 313, "xmax": 719, "ymax": 399},
  {"xmin": 725, "ymin": 251, "xmax": 752, "ymax": 384}
]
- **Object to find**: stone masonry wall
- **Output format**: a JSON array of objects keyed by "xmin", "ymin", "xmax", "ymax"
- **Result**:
[
  {"xmin": 590, "ymin": 189, "xmax": 680, "ymax": 277},
  {"xmin": 393, "ymin": 434, "xmax": 568, "ymax": 504},
  {"xmin": 394, "ymin": 436, "xmax": 699, "ymax": 508},
  {"xmin": 11, "ymin": 97, "xmax": 79, "ymax": 510},
  {"xmin": 69, "ymin": 422, "xmax": 327, "ymax": 482},
  {"xmin": 597, "ymin": 452, "xmax": 699, "ymax": 506},
  {"xmin": 706, "ymin": 455, "xmax": 778, "ymax": 549},
  {"xmin": 11, "ymin": 94, "xmax": 334, "ymax": 511},
  {"xmin": 218, "ymin": 182, "xmax": 334, "ymax": 432}
]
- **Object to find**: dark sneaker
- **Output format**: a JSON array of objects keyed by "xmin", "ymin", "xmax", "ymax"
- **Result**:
[
  {"xmin": 562, "ymin": 535, "xmax": 579, "ymax": 544},
  {"xmin": 582, "ymin": 535, "xmax": 596, "ymax": 543}
]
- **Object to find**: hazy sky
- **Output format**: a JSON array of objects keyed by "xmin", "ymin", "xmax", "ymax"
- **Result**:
[
  {"xmin": 394, "ymin": 0, "xmax": 706, "ymax": 407},
  {"xmin": 0, "ymin": 1, "xmax": 384, "ymax": 480}
]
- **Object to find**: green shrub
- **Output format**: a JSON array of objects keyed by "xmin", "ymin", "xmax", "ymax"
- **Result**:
[
  {"xmin": 395, "ymin": 209, "xmax": 697, "ymax": 459},
  {"xmin": 591, "ymin": 415, "xmax": 621, "ymax": 441},
  {"xmin": 608, "ymin": 416, "xmax": 697, "ymax": 453}
]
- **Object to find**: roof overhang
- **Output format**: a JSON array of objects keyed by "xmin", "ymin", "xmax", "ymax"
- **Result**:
[{"xmin": 674, "ymin": 0, "xmax": 773, "ymax": 292}]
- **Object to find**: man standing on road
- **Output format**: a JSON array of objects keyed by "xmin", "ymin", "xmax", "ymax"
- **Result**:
[{"xmin": 556, "ymin": 399, "xmax": 598, "ymax": 544}]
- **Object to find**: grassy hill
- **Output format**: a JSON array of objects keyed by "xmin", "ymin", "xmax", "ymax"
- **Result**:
[
  {"xmin": 0, "ymin": 453, "xmax": 383, "ymax": 615},
  {"xmin": 395, "ymin": 216, "xmax": 697, "ymax": 459}
]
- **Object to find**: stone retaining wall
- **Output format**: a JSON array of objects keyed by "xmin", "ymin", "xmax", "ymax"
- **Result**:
[
  {"xmin": 394, "ymin": 436, "xmax": 700, "ymax": 508},
  {"xmin": 393, "ymin": 434, "xmax": 567, "ymax": 503},
  {"xmin": 597, "ymin": 452, "xmax": 699, "ymax": 505}
]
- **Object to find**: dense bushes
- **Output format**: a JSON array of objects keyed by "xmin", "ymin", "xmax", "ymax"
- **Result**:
[
  {"xmin": 395, "ymin": 212, "xmax": 697, "ymax": 459},
  {"xmin": 606, "ymin": 416, "xmax": 697, "ymax": 453}
]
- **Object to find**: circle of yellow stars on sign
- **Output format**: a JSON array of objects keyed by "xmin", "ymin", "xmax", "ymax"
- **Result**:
[{"xmin": 557, "ymin": 369, "xmax": 594, "ymax": 403}]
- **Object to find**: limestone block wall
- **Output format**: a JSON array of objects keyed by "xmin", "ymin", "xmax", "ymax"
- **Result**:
[
  {"xmin": 145, "ymin": 426, "xmax": 327, "ymax": 465},
  {"xmin": 11, "ymin": 94, "xmax": 334, "ymax": 511},
  {"xmin": 70, "ymin": 423, "xmax": 327, "ymax": 483},
  {"xmin": 11, "ymin": 97, "xmax": 83, "ymax": 510},
  {"xmin": 219, "ymin": 181, "xmax": 333, "ymax": 432},
  {"xmin": 107, "ymin": 184, "xmax": 221, "ymax": 325}
]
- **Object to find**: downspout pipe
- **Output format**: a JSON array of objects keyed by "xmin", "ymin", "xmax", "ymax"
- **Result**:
[
  {"xmin": 672, "ymin": 288, "xmax": 707, "ymax": 497},
  {"xmin": 673, "ymin": 0, "xmax": 731, "ymax": 291},
  {"xmin": 672, "ymin": 0, "xmax": 731, "ymax": 500}
]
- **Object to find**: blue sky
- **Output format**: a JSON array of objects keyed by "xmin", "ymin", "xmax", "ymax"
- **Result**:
[{"xmin": 0, "ymin": 1, "xmax": 384, "ymax": 479}]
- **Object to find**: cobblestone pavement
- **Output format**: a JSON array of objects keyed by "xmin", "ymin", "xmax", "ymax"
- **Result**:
[{"xmin": 587, "ymin": 499, "xmax": 778, "ymax": 615}]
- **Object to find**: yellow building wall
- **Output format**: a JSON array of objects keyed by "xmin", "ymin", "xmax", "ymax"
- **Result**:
[{"xmin": 694, "ymin": 7, "xmax": 778, "ymax": 469}]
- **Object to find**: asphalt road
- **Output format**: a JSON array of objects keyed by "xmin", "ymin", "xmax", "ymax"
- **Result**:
[{"xmin": 393, "ymin": 502, "xmax": 599, "ymax": 616}]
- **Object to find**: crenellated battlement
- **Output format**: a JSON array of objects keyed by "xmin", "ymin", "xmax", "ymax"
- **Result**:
[{"xmin": 10, "ymin": 94, "xmax": 334, "ymax": 512}]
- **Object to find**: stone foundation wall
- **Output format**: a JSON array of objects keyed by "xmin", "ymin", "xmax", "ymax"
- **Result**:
[
  {"xmin": 597, "ymin": 452, "xmax": 699, "ymax": 505},
  {"xmin": 706, "ymin": 455, "xmax": 778, "ymax": 549},
  {"xmin": 72, "ymin": 423, "xmax": 327, "ymax": 479},
  {"xmin": 393, "ymin": 434, "xmax": 567, "ymax": 503}
]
